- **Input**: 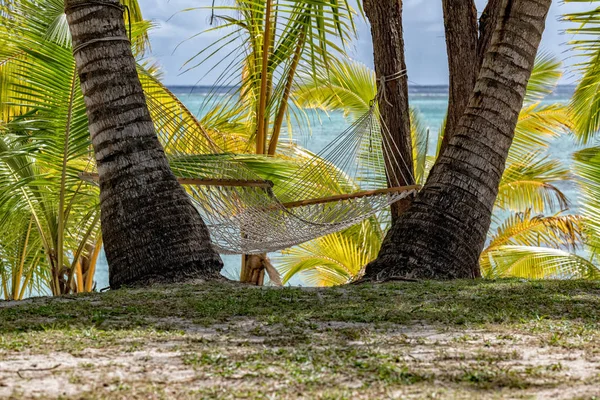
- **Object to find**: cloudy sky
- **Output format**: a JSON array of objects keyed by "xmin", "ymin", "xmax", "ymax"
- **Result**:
[{"xmin": 138, "ymin": 0, "xmax": 590, "ymax": 86}]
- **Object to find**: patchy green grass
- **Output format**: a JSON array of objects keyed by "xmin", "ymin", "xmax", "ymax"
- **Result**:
[{"xmin": 0, "ymin": 279, "xmax": 599, "ymax": 399}]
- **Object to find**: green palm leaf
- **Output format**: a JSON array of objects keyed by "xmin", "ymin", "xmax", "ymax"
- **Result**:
[
  {"xmin": 482, "ymin": 245, "xmax": 600, "ymax": 279},
  {"xmin": 563, "ymin": 1, "xmax": 600, "ymax": 143},
  {"xmin": 573, "ymin": 146, "xmax": 600, "ymax": 263},
  {"xmin": 276, "ymin": 219, "xmax": 382, "ymax": 286},
  {"xmin": 497, "ymin": 152, "xmax": 570, "ymax": 213},
  {"xmin": 0, "ymin": 0, "xmax": 237, "ymax": 297}
]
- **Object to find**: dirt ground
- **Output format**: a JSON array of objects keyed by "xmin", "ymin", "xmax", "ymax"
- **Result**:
[{"xmin": 0, "ymin": 281, "xmax": 599, "ymax": 399}]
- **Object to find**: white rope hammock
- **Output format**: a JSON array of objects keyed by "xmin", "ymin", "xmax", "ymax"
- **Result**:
[{"xmin": 83, "ymin": 102, "xmax": 419, "ymax": 254}]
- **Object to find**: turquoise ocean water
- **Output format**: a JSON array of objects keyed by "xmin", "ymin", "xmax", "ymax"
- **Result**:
[{"xmin": 90, "ymin": 85, "xmax": 577, "ymax": 288}]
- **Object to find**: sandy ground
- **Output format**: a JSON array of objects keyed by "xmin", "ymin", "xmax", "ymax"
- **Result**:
[{"xmin": 1, "ymin": 318, "xmax": 599, "ymax": 399}]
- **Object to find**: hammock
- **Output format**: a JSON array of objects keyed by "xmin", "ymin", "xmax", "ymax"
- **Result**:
[{"xmin": 82, "ymin": 104, "xmax": 418, "ymax": 254}]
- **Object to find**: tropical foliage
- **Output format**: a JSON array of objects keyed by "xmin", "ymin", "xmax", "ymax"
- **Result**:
[
  {"xmin": 187, "ymin": 0, "xmax": 358, "ymax": 156},
  {"xmin": 2, "ymin": 0, "xmax": 600, "ymax": 295},
  {"xmin": 564, "ymin": 0, "xmax": 600, "ymax": 143},
  {"xmin": 0, "ymin": 0, "xmax": 232, "ymax": 298},
  {"xmin": 284, "ymin": 56, "xmax": 600, "ymax": 284}
]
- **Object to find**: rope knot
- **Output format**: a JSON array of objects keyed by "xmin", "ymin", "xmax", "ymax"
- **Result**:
[{"xmin": 376, "ymin": 70, "xmax": 407, "ymax": 107}]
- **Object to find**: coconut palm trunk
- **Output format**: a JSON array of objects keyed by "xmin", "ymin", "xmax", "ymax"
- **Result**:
[
  {"xmin": 439, "ymin": 0, "xmax": 503, "ymax": 152},
  {"xmin": 64, "ymin": 0, "xmax": 223, "ymax": 288},
  {"xmin": 440, "ymin": 0, "xmax": 478, "ymax": 149},
  {"xmin": 363, "ymin": 0, "xmax": 553, "ymax": 280},
  {"xmin": 363, "ymin": 0, "xmax": 414, "ymax": 222}
]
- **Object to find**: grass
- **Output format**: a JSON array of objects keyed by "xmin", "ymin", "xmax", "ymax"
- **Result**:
[{"xmin": 0, "ymin": 279, "xmax": 599, "ymax": 399}]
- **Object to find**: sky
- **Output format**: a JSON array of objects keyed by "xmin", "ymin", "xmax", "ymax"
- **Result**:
[{"xmin": 138, "ymin": 0, "xmax": 592, "ymax": 86}]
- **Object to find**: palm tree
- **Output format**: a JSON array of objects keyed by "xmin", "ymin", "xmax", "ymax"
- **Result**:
[
  {"xmin": 362, "ymin": 0, "xmax": 553, "ymax": 281},
  {"xmin": 190, "ymin": 0, "xmax": 357, "ymax": 155},
  {"xmin": 62, "ymin": 0, "xmax": 225, "ymax": 289},
  {"xmin": 0, "ymin": 0, "xmax": 236, "ymax": 297},
  {"xmin": 277, "ymin": 218, "xmax": 383, "ymax": 286},
  {"xmin": 282, "ymin": 55, "xmax": 600, "ymax": 285},
  {"xmin": 363, "ymin": 0, "xmax": 414, "ymax": 222}
]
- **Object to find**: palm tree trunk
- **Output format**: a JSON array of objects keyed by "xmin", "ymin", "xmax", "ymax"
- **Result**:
[
  {"xmin": 363, "ymin": 0, "xmax": 414, "ymax": 222},
  {"xmin": 64, "ymin": 0, "xmax": 223, "ymax": 289},
  {"xmin": 439, "ymin": 0, "xmax": 504, "ymax": 153},
  {"xmin": 477, "ymin": 0, "xmax": 504, "ymax": 67},
  {"xmin": 267, "ymin": 29, "xmax": 305, "ymax": 156},
  {"xmin": 439, "ymin": 0, "xmax": 478, "ymax": 151},
  {"xmin": 363, "ymin": 0, "xmax": 552, "ymax": 281},
  {"xmin": 255, "ymin": 0, "xmax": 273, "ymax": 155},
  {"xmin": 241, "ymin": 0, "xmax": 274, "ymax": 285}
]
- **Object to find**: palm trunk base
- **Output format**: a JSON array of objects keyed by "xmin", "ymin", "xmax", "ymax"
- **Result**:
[
  {"xmin": 110, "ymin": 257, "xmax": 224, "ymax": 289},
  {"xmin": 363, "ymin": 200, "xmax": 483, "ymax": 281},
  {"xmin": 104, "ymin": 177, "xmax": 225, "ymax": 290}
]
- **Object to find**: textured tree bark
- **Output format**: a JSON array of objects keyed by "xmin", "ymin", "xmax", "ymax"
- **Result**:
[
  {"xmin": 363, "ymin": 0, "xmax": 553, "ymax": 281},
  {"xmin": 439, "ymin": 0, "xmax": 479, "ymax": 149},
  {"xmin": 439, "ymin": 0, "xmax": 504, "ymax": 153},
  {"xmin": 64, "ymin": 0, "xmax": 223, "ymax": 288},
  {"xmin": 363, "ymin": 0, "xmax": 414, "ymax": 222},
  {"xmin": 477, "ymin": 0, "xmax": 504, "ymax": 69}
]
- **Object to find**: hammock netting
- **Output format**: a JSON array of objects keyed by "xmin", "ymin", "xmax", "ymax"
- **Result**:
[{"xmin": 86, "ymin": 91, "xmax": 418, "ymax": 254}]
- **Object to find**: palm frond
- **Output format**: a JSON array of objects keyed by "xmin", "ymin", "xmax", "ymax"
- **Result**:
[
  {"xmin": 510, "ymin": 103, "xmax": 572, "ymax": 162},
  {"xmin": 563, "ymin": 1, "xmax": 600, "ymax": 143},
  {"xmin": 486, "ymin": 210, "xmax": 583, "ymax": 252},
  {"xmin": 482, "ymin": 245, "xmax": 600, "ymax": 280},
  {"xmin": 524, "ymin": 52, "xmax": 563, "ymax": 104},
  {"xmin": 497, "ymin": 152, "xmax": 570, "ymax": 213},
  {"xmin": 573, "ymin": 146, "xmax": 600, "ymax": 263},
  {"xmin": 293, "ymin": 58, "xmax": 375, "ymax": 119},
  {"xmin": 276, "ymin": 218, "xmax": 381, "ymax": 286}
]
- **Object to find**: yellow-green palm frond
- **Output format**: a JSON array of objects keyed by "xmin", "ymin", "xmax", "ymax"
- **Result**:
[
  {"xmin": 482, "ymin": 246, "xmax": 600, "ymax": 280},
  {"xmin": 197, "ymin": 100, "xmax": 254, "ymax": 151},
  {"xmin": 510, "ymin": 103, "xmax": 572, "ymax": 161},
  {"xmin": 486, "ymin": 210, "xmax": 584, "ymax": 252},
  {"xmin": 499, "ymin": 56, "xmax": 572, "ymax": 214},
  {"xmin": 293, "ymin": 58, "xmax": 376, "ymax": 119},
  {"xmin": 573, "ymin": 146, "xmax": 600, "ymax": 263},
  {"xmin": 563, "ymin": 0, "xmax": 600, "ymax": 143},
  {"xmin": 138, "ymin": 67, "xmax": 248, "ymax": 154},
  {"xmin": 509, "ymin": 55, "xmax": 571, "ymax": 166},
  {"xmin": 497, "ymin": 152, "xmax": 570, "ymax": 213},
  {"xmin": 276, "ymin": 219, "xmax": 382, "ymax": 286},
  {"xmin": 524, "ymin": 52, "xmax": 563, "ymax": 104}
]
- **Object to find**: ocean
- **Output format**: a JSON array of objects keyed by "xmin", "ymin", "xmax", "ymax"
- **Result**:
[{"xmin": 90, "ymin": 85, "xmax": 578, "ymax": 288}]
